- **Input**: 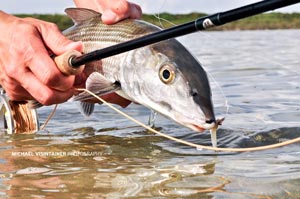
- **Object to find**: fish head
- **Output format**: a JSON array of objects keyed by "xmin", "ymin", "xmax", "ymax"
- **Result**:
[{"xmin": 124, "ymin": 38, "xmax": 216, "ymax": 132}]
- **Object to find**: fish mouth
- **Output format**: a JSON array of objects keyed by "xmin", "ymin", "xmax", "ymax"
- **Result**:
[
  {"xmin": 184, "ymin": 118, "xmax": 225, "ymax": 147},
  {"xmin": 189, "ymin": 118, "xmax": 225, "ymax": 132},
  {"xmin": 174, "ymin": 114, "xmax": 219, "ymax": 132}
]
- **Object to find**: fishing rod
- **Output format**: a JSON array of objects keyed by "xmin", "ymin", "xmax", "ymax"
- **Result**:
[{"xmin": 56, "ymin": 0, "xmax": 300, "ymax": 73}]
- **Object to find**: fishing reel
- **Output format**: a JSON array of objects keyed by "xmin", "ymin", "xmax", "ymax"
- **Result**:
[{"xmin": 0, "ymin": 89, "xmax": 40, "ymax": 134}]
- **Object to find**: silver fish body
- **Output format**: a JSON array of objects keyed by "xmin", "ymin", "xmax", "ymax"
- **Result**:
[{"xmin": 66, "ymin": 8, "xmax": 217, "ymax": 133}]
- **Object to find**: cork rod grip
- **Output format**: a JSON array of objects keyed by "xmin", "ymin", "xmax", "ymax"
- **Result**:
[{"xmin": 54, "ymin": 50, "xmax": 85, "ymax": 76}]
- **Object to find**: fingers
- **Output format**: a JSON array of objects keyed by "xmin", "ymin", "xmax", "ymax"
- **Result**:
[
  {"xmin": 0, "ymin": 76, "xmax": 33, "ymax": 101},
  {"xmin": 74, "ymin": 0, "xmax": 142, "ymax": 24},
  {"xmin": 25, "ymin": 18, "xmax": 83, "ymax": 91},
  {"xmin": 1, "ymin": 68, "xmax": 74, "ymax": 105},
  {"xmin": 101, "ymin": 1, "xmax": 142, "ymax": 24},
  {"xmin": 0, "ymin": 14, "xmax": 81, "ymax": 105},
  {"xmin": 3, "ymin": 44, "xmax": 75, "ymax": 104},
  {"xmin": 24, "ymin": 35, "xmax": 75, "ymax": 91},
  {"xmin": 14, "ymin": 18, "xmax": 79, "ymax": 92},
  {"xmin": 19, "ymin": 70, "xmax": 74, "ymax": 105},
  {"xmin": 33, "ymin": 18, "xmax": 83, "ymax": 55}
]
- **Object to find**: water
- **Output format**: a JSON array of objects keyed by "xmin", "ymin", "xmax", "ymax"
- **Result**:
[{"xmin": 1, "ymin": 29, "xmax": 300, "ymax": 198}]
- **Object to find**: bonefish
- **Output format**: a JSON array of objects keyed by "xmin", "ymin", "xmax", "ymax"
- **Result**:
[{"xmin": 64, "ymin": 8, "xmax": 220, "ymax": 146}]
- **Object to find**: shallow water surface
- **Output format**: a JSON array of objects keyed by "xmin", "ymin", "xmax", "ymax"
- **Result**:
[{"xmin": 0, "ymin": 30, "xmax": 300, "ymax": 198}]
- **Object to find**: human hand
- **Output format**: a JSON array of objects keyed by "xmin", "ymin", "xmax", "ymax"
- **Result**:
[
  {"xmin": 73, "ymin": 0, "xmax": 142, "ymax": 24},
  {"xmin": 0, "ymin": 11, "xmax": 83, "ymax": 105}
]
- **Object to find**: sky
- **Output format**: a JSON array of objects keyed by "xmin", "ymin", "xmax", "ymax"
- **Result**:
[{"xmin": 1, "ymin": 0, "xmax": 300, "ymax": 14}]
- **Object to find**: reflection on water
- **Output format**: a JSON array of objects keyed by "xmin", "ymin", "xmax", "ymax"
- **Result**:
[{"xmin": 0, "ymin": 30, "xmax": 300, "ymax": 198}]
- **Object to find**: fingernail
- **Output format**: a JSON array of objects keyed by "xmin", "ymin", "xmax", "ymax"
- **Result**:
[{"xmin": 130, "ymin": 4, "xmax": 142, "ymax": 19}]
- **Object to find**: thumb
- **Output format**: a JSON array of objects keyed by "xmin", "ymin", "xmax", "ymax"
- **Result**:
[{"xmin": 101, "ymin": 1, "xmax": 142, "ymax": 24}]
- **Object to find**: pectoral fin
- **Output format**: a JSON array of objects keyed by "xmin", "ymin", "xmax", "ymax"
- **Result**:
[
  {"xmin": 74, "ymin": 72, "xmax": 121, "ymax": 101},
  {"xmin": 73, "ymin": 72, "xmax": 121, "ymax": 115}
]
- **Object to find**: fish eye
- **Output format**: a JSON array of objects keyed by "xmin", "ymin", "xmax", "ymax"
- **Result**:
[{"xmin": 159, "ymin": 64, "xmax": 176, "ymax": 84}]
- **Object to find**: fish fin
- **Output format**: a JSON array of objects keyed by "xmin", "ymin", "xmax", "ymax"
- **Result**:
[
  {"xmin": 65, "ymin": 8, "xmax": 101, "ymax": 24},
  {"xmin": 73, "ymin": 72, "xmax": 121, "ymax": 101},
  {"xmin": 79, "ymin": 102, "xmax": 95, "ymax": 116}
]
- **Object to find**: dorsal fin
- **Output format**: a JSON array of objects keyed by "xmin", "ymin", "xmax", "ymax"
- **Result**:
[{"xmin": 65, "ymin": 8, "xmax": 101, "ymax": 24}]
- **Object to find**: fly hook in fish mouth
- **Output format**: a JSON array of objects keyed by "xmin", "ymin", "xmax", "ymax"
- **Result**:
[
  {"xmin": 189, "ymin": 117, "xmax": 225, "ymax": 133},
  {"xmin": 190, "ymin": 117, "xmax": 225, "ymax": 147},
  {"xmin": 209, "ymin": 117, "xmax": 225, "ymax": 148},
  {"xmin": 187, "ymin": 117, "xmax": 225, "ymax": 147}
]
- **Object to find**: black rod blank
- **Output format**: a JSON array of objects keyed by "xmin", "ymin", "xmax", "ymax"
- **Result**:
[{"xmin": 71, "ymin": 0, "xmax": 300, "ymax": 67}]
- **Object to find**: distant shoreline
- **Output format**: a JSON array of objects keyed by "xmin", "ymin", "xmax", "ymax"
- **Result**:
[{"xmin": 16, "ymin": 12, "xmax": 300, "ymax": 31}]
